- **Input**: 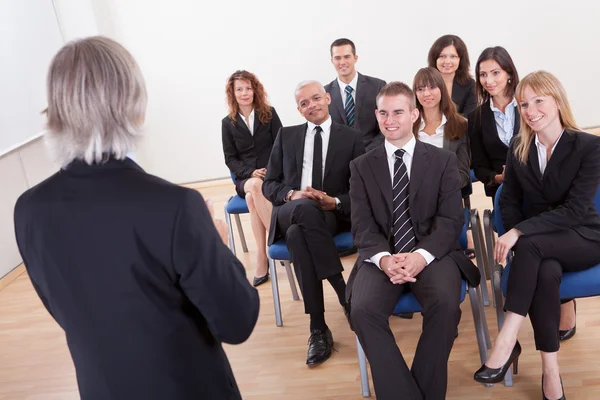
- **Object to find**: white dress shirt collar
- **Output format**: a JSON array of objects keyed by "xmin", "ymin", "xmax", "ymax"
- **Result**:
[
  {"xmin": 300, "ymin": 117, "xmax": 333, "ymax": 190},
  {"xmin": 417, "ymin": 115, "xmax": 447, "ymax": 149},
  {"xmin": 337, "ymin": 73, "xmax": 358, "ymax": 92},
  {"xmin": 489, "ymin": 97, "xmax": 517, "ymax": 113},
  {"xmin": 337, "ymin": 73, "xmax": 359, "ymax": 103},
  {"xmin": 384, "ymin": 135, "xmax": 416, "ymax": 162},
  {"xmin": 307, "ymin": 116, "xmax": 332, "ymax": 134},
  {"xmin": 534, "ymin": 130, "xmax": 564, "ymax": 175},
  {"xmin": 418, "ymin": 114, "xmax": 447, "ymax": 133},
  {"xmin": 238, "ymin": 109, "xmax": 255, "ymax": 135}
]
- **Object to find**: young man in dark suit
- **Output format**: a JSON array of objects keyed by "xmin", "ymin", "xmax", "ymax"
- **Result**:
[
  {"xmin": 262, "ymin": 80, "xmax": 365, "ymax": 366},
  {"xmin": 346, "ymin": 82, "xmax": 480, "ymax": 399},
  {"xmin": 325, "ymin": 38, "xmax": 386, "ymax": 151}
]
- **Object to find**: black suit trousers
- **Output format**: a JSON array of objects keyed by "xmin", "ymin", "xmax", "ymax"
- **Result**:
[
  {"xmin": 276, "ymin": 199, "xmax": 346, "ymax": 314},
  {"xmin": 350, "ymin": 256, "xmax": 462, "ymax": 400},
  {"xmin": 505, "ymin": 229, "xmax": 600, "ymax": 352}
]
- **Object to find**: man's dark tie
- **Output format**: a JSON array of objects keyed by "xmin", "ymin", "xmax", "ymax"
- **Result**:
[
  {"xmin": 344, "ymin": 86, "xmax": 355, "ymax": 128},
  {"xmin": 312, "ymin": 126, "xmax": 323, "ymax": 190},
  {"xmin": 392, "ymin": 149, "xmax": 415, "ymax": 253}
]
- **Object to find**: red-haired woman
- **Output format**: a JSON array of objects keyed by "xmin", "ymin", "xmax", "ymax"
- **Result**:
[{"xmin": 222, "ymin": 70, "xmax": 282, "ymax": 286}]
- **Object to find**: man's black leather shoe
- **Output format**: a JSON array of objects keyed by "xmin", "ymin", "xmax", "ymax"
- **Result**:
[{"xmin": 306, "ymin": 328, "xmax": 334, "ymax": 366}]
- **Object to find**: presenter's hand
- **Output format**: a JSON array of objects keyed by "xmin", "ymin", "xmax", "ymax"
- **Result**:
[
  {"xmin": 306, "ymin": 187, "xmax": 336, "ymax": 211},
  {"xmin": 392, "ymin": 252, "xmax": 427, "ymax": 283},
  {"xmin": 381, "ymin": 256, "xmax": 416, "ymax": 284},
  {"xmin": 495, "ymin": 228, "xmax": 522, "ymax": 263}
]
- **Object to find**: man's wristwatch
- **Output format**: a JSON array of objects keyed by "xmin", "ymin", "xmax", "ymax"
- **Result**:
[
  {"xmin": 335, "ymin": 198, "xmax": 342, "ymax": 212},
  {"xmin": 285, "ymin": 190, "xmax": 294, "ymax": 202}
]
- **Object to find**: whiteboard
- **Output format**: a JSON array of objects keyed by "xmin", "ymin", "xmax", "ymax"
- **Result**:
[{"xmin": 0, "ymin": 0, "xmax": 64, "ymax": 156}]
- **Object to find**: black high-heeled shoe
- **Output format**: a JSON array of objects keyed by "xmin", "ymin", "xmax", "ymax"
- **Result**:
[
  {"xmin": 559, "ymin": 299, "xmax": 576, "ymax": 341},
  {"xmin": 252, "ymin": 272, "xmax": 269, "ymax": 287},
  {"xmin": 473, "ymin": 341, "xmax": 521, "ymax": 384},
  {"xmin": 542, "ymin": 374, "xmax": 566, "ymax": 400}
]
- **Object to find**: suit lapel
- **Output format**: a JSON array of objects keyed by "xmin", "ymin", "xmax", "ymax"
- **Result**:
[
  {"xmin": 443, "ymin": 137, "xmax": 450, "ymax": 150},
  {"xmin": 482, "ymin": 102, "xmax": 508, "ymax": 149},
  {"xmin": 513, "ymin": 105, "xmax": 520, "ymax": 135},
  {"xmin": 295, "ymin": 124, "xmax": 308, "ymax": 181},
  {"xmin": 409, "ymin": 141, "xmax": 430, "ymax": 206},
  {"xmin": 367, "ymin": 145, "xmax": 393, "ymax": 214},
  {"xmin": 329, "ymin": 80, "xmax": 347, "ymax": 124},
  {"xmin": 354, "ymin": 73, "xmax": 367, "ymax": 119},
  {"xmin": 451, "ymin": 80, "xmax": 464, "ymax": 107},
  {"xmin": 252, "ymin": 112, "xmax": 261, "ymax": 134},
  {"xmin": 543, "ymin": 130, "xmax": 574, "ymax": 179},
  {"xmin": 323, "ymin": 123, "xmax": 340, "ymax": 182},
  {"xmin": 528, "ymin": 139, "xmax": 543, "ymax": 182},
  {"xmin": 235, "ymin": 113, "xmax": 252, "ymax": 136}
]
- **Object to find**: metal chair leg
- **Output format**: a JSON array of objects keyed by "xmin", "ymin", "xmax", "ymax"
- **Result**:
[
  {"xmin": 468, "ymin": 285, "xmax": 491, "ymax": 363},
  {"xmin": 483, "ymin": 210, "xmax": 498, "ymax": 308},
  {"xmin": 224, "ymin": 202, "xmax": 236, "ymax": 256},
  {"xmin": 282, "ymin": 261, "xmax": 300, "ymax": 301},
  {"xmin": 490, "ymin": 264, "xmax": 514, "ymax": 387},
  {"xmin": 269, "ymin": 257, "xmax": 283, "ymax": 327},
  {"xmin": 356, "ymin": 335, "xmax": 371, "ymax": 397},
  {"xmin": 234, "ymin": 214, "xmax": 249, "ymax": 253},
  {"xmin": 470, "ymin": 210, "xmax": 490, "ymax": 306}
]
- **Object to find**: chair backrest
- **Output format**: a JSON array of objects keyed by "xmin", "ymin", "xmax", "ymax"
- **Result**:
[
  {"xmin": 470, "ymin": 169, "xmax": 479, "ymax": 183},
  {"xmin": 494, "ymin": 183, "xmax": 600, "ymax": 236},
  {"xmin": 493, "ymin": 184, "xmax": 506, "ymax": 236},
  {"xmin": 461, "ymin": 180, "xmax": 473, "ymax": 198},
  {"xmin": 229, "ymin": 171, "xmax": 236, "ymax": 184}
]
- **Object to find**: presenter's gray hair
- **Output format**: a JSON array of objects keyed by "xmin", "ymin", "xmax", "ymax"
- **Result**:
[
  {"xmin": 294, "ymin": 80, "xmax": 325, "ymax": 102},
  {"xmin": 44, "ymin": 36, "xmax": 147, "ymax": 166}
]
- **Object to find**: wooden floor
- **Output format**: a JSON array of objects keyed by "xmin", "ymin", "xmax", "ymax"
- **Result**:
[{"xmin": 2, "ymin": 179, "xmax": 600, "ymax": 399}]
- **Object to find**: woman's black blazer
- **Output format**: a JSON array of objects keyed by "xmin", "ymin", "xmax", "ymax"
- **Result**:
[{"xmin": 221, "ymin": 106, "xmax": 282, "ymax": 179}]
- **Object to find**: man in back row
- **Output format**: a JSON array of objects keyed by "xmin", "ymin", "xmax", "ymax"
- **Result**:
[{"xmin": 325, "ymin": 38, "xmax": 386, "ymax": 151}]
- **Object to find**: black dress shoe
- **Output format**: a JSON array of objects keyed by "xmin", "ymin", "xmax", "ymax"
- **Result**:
[
  {"xmin": 542, "ymin": 374, "xmax": 566, "ymax": 400},
  {"xmin": 252, "ymin": 273, "xmax": 269, "ymax": 287},
  {"xmin": 559, "ymin": 299, "xmax": 576, "ymax": 341},
  {"xmin": 392, "ymin": 312, "xmax": 414, "ymax": 319},
  {"xmin": 474, "ymin": 341, "xmax": 521, "ymax": 384},
  {"xmin": 306, "ymin": 328, "xmax": 334, "ymax": 366}
]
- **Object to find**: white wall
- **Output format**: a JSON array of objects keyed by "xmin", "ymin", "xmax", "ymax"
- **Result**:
[
  {"xmin": 99, "ymin": 0, "xmax": 600, "ymax": 183},
  {"xmin": 0, "ymin": 0, "xmax": 63, "ymax": 155},
  {"xmin": 0, "ymin": 0, "xmax": 100, "ymax": 278},
  {"xmin": 2, "ymin": 0, "xmax": 600, "ymax": 277}
]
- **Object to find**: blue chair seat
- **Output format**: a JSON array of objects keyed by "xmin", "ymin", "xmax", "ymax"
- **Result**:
[
  {"xmin": 470, "ymin": 169, "xmax": 479, "ymax": 183},
  {"xmin": 225, "ymin": 195, "xmax": 249, "ymax": 214},
  {"xmin": 269, "ymin": 231, "xmax": 354, "ymax": 260},
  {"xmin": 501, "ymin": 261, "xmax": 600, "ymax": 300},
  {"xmin": 393, "ymin": 280, "xmax": 467, "ymax": 314}
]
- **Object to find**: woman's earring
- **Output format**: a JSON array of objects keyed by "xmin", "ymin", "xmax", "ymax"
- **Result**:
[{"xmin": 508, "ymin": 78, "xmax": 512, "ymax": 83}]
